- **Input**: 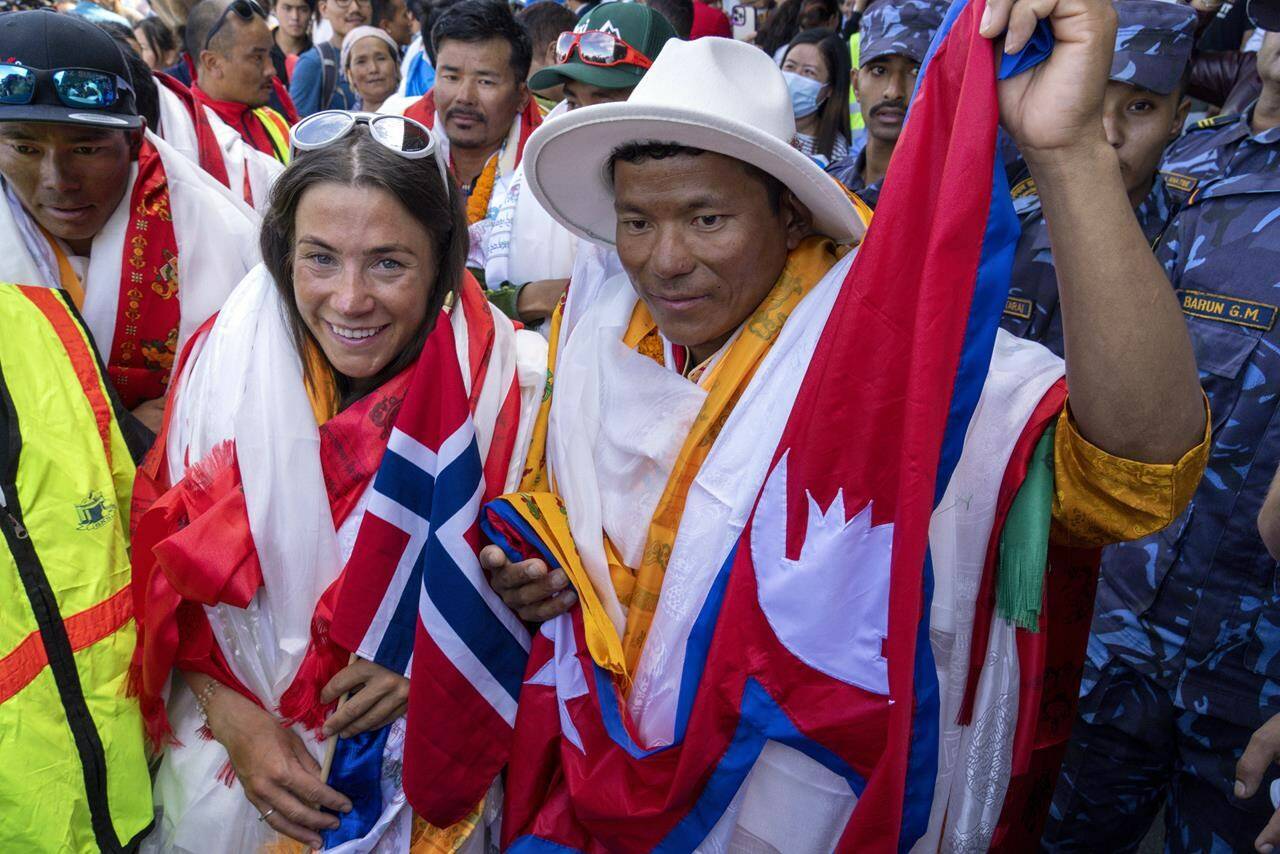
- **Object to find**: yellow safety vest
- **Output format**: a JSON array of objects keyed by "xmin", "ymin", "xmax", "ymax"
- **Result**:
[
  {"xmin": 849, "ymin": 32, "xmax": 865, "ymax": 133},
  {"xmin": 0, "ymin": 284, "xmax": 152, "ymax": 852},
  {"xmin": 254, "ymin": 105, "xmax": 292, "ymax": 164}
]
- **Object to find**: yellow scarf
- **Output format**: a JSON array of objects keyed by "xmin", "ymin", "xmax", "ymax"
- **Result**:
[{"xmin": 518, "ymin": 235, "xmax": 851, "ymax": 675}]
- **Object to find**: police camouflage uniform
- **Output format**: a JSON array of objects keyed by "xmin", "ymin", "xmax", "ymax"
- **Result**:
[
  {"xmin": 1041, "ymin": 103, "xmax": 1280, "ymax": 854},
  {"xmin": 824, "ymin": 0, "xmax": 946, "ymax": 208},
  {"xmin": 1000, "ymin": 0, "xmax": 1196, "ymax": 358},
  {"xmin": 1001, "ymin": 170, "xmax": 1190, "ymax": 356}
]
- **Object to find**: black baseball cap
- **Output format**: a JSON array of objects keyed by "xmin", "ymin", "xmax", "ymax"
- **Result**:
[{"xmin": 0, "ymin": 11, "xmax": 142, "ymax": 129}]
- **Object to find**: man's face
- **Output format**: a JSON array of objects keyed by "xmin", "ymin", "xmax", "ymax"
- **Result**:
[
  {"xmin": 613, "ymin": 151, "xmax": 805, "ymax": 361},
  {"xmin": 1258, "ymin": 31, "xmax": 1280, "ymax": 90},
  {"xmin": 434, "ymin": 38, "xmax": 528, "ymax": 151},
  {"xmin": 274, "ymin": 0, "xmax": 313, "ymax": 40},
  {"xmin": 563, "ymin": 78, "xmax": 632, "ymax": 109},
  {"xmin": 854, "ymin": 53, "xmax": 918, "ymax": 144},
  {"xmin": 319, "ymin": 0, "xmax": 371, "ymax": 40},
  {"xmin": 203, "ymin": 16, "xmax": 277, "ymax": 106},
  {"xmin": 0, "ymin": 122, "xmax": 133, "ymax": 255},
  {"xmin": 378, "ymin": 0, "xmax": 414, "ymax": 46},
  {"xmin": 1101, "ymin": 81, "xmax": 1188, "ymax": 205}
]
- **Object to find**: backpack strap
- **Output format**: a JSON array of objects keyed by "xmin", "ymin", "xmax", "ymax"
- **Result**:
[{"xmin": 317, "ymin": 42, "xmax": 339, "ymax": 110}]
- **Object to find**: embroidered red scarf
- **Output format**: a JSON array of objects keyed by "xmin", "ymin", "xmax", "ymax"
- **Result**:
[{"xmin": 108, "ymin": 139, "xmax": 183, "ymax": 409}]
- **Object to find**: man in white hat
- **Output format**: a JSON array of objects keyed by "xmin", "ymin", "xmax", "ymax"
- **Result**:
[{"xmin": 479, "ymin": 0, "xmax": 1208, "ymax": 844}]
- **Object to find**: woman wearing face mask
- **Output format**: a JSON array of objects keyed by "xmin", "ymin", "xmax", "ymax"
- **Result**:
[
  {"xmin": 341, "ymin": 25, "xmax": 402, "ymax": 112},
  {"xmin": 781, "ymin": 28, "xmax": 851, "ymax": 167}
]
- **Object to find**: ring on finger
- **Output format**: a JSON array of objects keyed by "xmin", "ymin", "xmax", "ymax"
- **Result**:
[{"xmin": 258, "ymin": 808, "xmax": 276, "ymax": 822}]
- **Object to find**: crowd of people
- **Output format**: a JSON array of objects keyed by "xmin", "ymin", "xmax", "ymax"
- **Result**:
[{"xmin": 2, "ymin": 0, "xmax": 1280, "ymax": 849}]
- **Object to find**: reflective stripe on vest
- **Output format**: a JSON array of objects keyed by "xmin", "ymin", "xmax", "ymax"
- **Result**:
[
  {"xmin": 254, "ymin": 106, "xmax": 292, "ymax": 164},
  {"xmin": 0, "ymin": 284, "xmax": 152, "ymax": 853}
]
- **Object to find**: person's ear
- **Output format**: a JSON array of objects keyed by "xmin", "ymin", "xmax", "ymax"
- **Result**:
[
  {"xmin": 127, "ymin": 128, "xmax": 144, "ymax": 159},
  {"xmin": 1171, "ymin": 95, "xmax": 1191, "ymax": 142},
  {"xmin": 782, "ymin": 189, "xmax": 814, "ymax": 250},
  {"xmin": 516, "ymin": 79, "xmax": 530, "ymax": 111},
  {"xmin": 543, "ymin": 40, "xmax": 557, "ymax": 67},
  {"xmin": 199, "ymin": 48, "xmax": 221, "ymax": 79},
  {"xmin": 851, "ymin": 67, "xmax": 862, "ymax": 101}
]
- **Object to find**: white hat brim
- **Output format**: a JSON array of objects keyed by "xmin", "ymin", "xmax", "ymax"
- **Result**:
[{"xmin": 523, "ymin": 101, "xmax": 864, "ymax": 247}]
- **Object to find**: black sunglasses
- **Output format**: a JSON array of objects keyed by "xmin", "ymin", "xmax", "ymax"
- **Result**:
[
  {"xmin": 203, "ymin": 0, "xmax": 268, "ymax": 51},
  {"xmin": 0, "ymin": 64, "xmax": 133, "ymax": 110}
]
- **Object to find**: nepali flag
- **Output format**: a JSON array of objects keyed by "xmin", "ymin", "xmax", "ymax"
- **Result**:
[
  {"xmin": 321, "ymin": 313, "xmax": 530, "ymax": 847},
  {"xmin": 407, "ymin": 5, "xmax": 1056, "ymax": 851}
]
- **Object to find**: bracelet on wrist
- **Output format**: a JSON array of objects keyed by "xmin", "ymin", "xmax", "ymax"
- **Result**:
[{"xmin": 194, "ymin": 679, "xmax": 218, "ymax": 722}]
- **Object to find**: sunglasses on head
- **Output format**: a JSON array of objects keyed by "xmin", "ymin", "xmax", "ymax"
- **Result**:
[
  {"xmin": 555, "ymin": 30, "xmax": 653, "ymax": 69},
  {"xmin": 203, "ymin": 0, "xmax": 268, "ymax": 51},
  {"xmin": 291, "ymin": 111, "xmax": 452, "ymax": 196},
  {"xmin": 0, "ymin": 64, "xmax": 133, "ymax": 110}
]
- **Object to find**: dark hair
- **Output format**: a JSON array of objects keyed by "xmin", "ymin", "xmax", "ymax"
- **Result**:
[
  {"xmin": 135, "ymin": 16, "xmax": 178, "ymax": 59},
  {"xmin": 371, "ymin": 0, "xmax": 398, "ymax": 28},
  {"xmin": 184, "ymin": 0, "xmax": 230, "ymax": 56},
  {"xmin": 645, "ymin": 0, "xmax": 693, "ymax": 39},
  {"xmin": 784, "ymin": 28, "xmax": 850, "ymax": 159},
  {"xmin": 99, "ymin": 22, "xmax": 162, "ymax": 129},
  {"xmin": 756, "ymin": 0, "xmax": 837, "ymax": 57},
  {"xmin": 260, "ymin": 127, "xmax": 468, "ymax": 403},
  {"xmin": 431, "ymin": 0, "xmax": 533, "ymax": 81},
  {"xmin": 516, "ymin": 1, "xmax": 575, "ymax": 52},
  {"xmin": 608, "ymin": 141, "xmax": 785, "ymax": 212}
]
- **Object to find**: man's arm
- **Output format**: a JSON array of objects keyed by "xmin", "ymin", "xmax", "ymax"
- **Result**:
[
  {"xmin": 289, "ymin": 50, "xmax": 321, "ymax": 118},
  {"xmin": 987, "ymin": 0, "xmax": 1206, "ymax": 465}
]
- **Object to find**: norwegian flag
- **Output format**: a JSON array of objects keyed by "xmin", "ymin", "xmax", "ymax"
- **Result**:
[{"xmin": 323, "ymin": 314, "xmax": 530, "ymax": 845}]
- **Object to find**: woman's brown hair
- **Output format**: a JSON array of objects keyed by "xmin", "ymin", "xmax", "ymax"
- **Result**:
[{"xmin": 259, "ymin": 125, "xmax": 467, "ymax": 403}]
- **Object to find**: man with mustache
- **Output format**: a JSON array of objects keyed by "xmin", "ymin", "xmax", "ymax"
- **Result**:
[
  {"xmin": 0, "ymin": 12, "xmax": 259, "ymax": 435},
  {"xmin": 827, "ymin": 0, "xmax": 947, "ymax": 208},
  {"xmin": 392, "ymin": 0, "xmax": 542, "ymax": 230},
  {"xmin": 187, "ymin": 0, "xmax": 294, "ymax": 163}
]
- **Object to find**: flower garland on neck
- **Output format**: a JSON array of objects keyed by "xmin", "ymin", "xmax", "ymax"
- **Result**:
[{"xmin": 465, "ymin": 152, "xmax": 500, "ymax": 226}]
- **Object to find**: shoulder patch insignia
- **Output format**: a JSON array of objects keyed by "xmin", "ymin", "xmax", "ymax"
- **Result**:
[
  {"xmin": 1161, "ymin": 170, "xmax": 1198, "ymax": 194},
  {"xmin": 1010, "ymin": 176, "xmax": 1037, "ymax": 199},
  {"xmin": 1195, "ymin": 113, "xmax": 1237, "ymax": 130},
  {"xmin": 1178, "ymin": 289, "xmax": 1278, "ymax": 332}
]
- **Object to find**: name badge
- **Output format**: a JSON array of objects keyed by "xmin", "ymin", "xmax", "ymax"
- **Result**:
[
  {"xmin": 1003, "ymin": 296, "xmax": 1034, "ymax": 320},
  {"xmin": 1178, "ymin": 289, "xmax": 1278, "ymax": 331}
]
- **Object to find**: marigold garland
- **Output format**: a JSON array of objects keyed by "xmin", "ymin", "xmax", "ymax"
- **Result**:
[{"xmin": 466, "ymin": 153, "xmax": 500, "ymax": 226}]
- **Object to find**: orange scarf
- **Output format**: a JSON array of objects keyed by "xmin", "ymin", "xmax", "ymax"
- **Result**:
[{"xmin": 521, "ymin": 236, "xmax": 851, "ymax": 672}]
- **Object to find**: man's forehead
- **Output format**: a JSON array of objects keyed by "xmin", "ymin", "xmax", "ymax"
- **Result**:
[
  {"xmin": 613, "ymin": 151, "xmax": 763, "ymax": 201},
  {"xmin": 436, "ymin": 37, "xmax": 515, "ymax": 70},
  {"xmin": 0, "ymin": 122, "xmax": 123, "ymax": 143}
]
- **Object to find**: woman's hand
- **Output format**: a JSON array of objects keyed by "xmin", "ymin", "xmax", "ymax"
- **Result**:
[
  {"xmin": 321, "ymin": 658, "xmax": 409, "ymax": 739},
  {"xmin": 481, "ymin": 544, "xmax": 578, "ymax": 622},
  {"xmin": 201, "ymin": 681, "xmax": 352, "ymax": 849}
]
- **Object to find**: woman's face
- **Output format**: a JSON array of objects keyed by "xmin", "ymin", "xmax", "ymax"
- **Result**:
[
  {"xmin": 292, "ymin": 181, "xmax": 437, "ymax": 383},
  {"xmin": 782, "ymin": 43, "xmax": 831, "ymax": 86},
  {"xmin": 348, "ymin": 37, "xmax": 399, "ymax": 106}
]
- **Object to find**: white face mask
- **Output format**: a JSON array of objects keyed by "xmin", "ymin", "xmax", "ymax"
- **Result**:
[{"xmin": 782, "ymin": 69, "xmax": 828, "ymax": 119}]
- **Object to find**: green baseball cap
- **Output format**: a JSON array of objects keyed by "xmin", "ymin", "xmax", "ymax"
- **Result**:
[{"xmin": 528, "ymin": 2, "xmax": 677, "ymax": 92}]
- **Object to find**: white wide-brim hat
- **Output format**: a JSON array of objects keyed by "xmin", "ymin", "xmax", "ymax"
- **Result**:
[{"xmin": 522, "ymin": 37, "xmax": 864, "ymax": 247}]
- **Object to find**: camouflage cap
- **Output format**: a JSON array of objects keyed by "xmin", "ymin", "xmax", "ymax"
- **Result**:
[
  {"xmin": 859, "ymin": 0, "xmax": 948, "ymax": 67},
  {"xmin": 1110, "ymin": 0, "xmax": 1196, "ymax": 95}
]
